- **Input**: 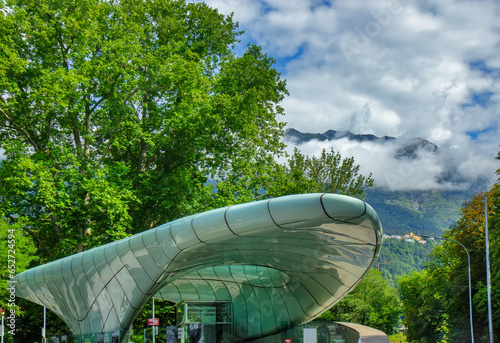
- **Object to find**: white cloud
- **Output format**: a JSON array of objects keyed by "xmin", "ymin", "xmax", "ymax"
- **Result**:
[
  {"xmin": 283, "ymin": 136, "xmax": 497, "ymax": 191},
  {"xmin": 202, "ymin": 0, "xmax": 500, "ymax": 190},
  {"xmin": 196, "ymin": 0, "xmax": 261, "ymax": 25}
]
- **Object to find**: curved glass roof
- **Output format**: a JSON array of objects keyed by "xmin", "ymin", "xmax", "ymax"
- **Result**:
[{"xmin": 13, "ymin": 193, "xmax": 382, "ymax": 342}]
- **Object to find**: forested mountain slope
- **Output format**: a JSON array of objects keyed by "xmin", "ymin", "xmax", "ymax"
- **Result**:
[
  {"xmin": 375, "ymin": 238, "xmax": 436, "ymax": 287},
  {"xmin": 364, "ymin": 188, "xmax": 469, "ymax": 236}
]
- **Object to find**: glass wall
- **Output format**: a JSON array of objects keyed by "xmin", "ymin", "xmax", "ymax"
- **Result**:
[{"xmin": 176, "ymin": 301, "xmax": 232, "ymax": 343}]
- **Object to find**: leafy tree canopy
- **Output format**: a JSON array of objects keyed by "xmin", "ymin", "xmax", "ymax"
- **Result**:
[
  {"xmin": 0, "ymin": 0, "xmax": 288, "ymax": 261},
  {"xmin": 399, "ymin": 269, "xmax": 450, "ymax": 343},
  {"xmin": 376, "ymin": 237, "xmax": 436, "ymax": 287},
  {"xmin": 320, "ymin": 268, "xmax": 402, "ymax": 335},
  {"xmin": 0, "ymin": 219, "xmax": 37, "ymax": 311},
  {"xmin": 399, "ymin": 177, "xmax": 500, "ymax": 343},
  {"xmin": 267, "ymin": 147, "xmax": 374, "ymax": 198}
]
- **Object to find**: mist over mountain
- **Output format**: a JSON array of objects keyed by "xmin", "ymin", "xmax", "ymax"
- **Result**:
[
  {"xmin": 287, "ymin": 128, "xmax": 439, "ymax": 162},
  {"xmin": 284, "ymin": 128, "xmax": 490, "ymax": 235},
  {"xmin": 284, "ymin": 128, "xmax": 490, "ymax": 192},
  {"xmin": 286, "ymin": 128, "xmax": 396, "ymax": 144}
]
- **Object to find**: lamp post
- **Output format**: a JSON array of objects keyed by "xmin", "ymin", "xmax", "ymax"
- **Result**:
[
  {"xmin": 1, "ymin": 309, "xmax": 4, "ymax": 343},
  {"xmin": 43, "ymin": 306, "xmax": 46, "ymax": 343},
  {"xmin": 485, "ymin": 194, "xmax": 494, "ymax": 343},
  {"xmin": 152, "ymin": 298, "xmax": 155, "ymax": 343},
  {"xmin": 421, "ymin": 235, "xmax": 475, "ymax": 343}
]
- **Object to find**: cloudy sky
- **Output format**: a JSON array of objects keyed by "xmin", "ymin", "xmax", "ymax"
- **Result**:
[{"xmin": 199, "ymin": 0, "xmax": 500, "ymax": 190}]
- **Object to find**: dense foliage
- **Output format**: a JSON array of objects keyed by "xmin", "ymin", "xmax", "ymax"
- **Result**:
[
  {"xmin": 376, "ymin": 238, "xmax": 436, "ymax": 287},
  {"xmin": 267, "ymin": 147, "xmax": 374, "ymax": 198},
  {"xmin": 399, "ymin": 168, "xmax": 500, "ymax": 343},
  {"xmin": 364, "ymin": 189, "xmax": 470, "ymax": 237},
  {"xmin": 320, "ymin": 268, "xmax": 402, "ymax": 335},
  {"xmin": 0, "ymin": 0, "xmax": 288, "ymax": 263},
  {"xmin": 129, "ymin": 299, "xmax": 176, "ymax": 342},
  {"xmin": 399, "ymin": 269, "xmax": 451, "ymax": 342},
  {"xmin": 0, "ymin": 0, "xmax": 288, "ymax": 340},
  {"xmin": 0, "ymin": 220, "xmax": 37, "ymax": 311}
]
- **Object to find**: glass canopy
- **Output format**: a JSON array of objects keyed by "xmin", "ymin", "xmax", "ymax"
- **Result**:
[{"xmin": 13, "ymin": 193, "xmax": 382, "ymax": 342}]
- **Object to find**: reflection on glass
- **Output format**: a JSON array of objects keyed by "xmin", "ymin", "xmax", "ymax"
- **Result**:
[
  {"xmin": 166, "ymin": 325, "xmax": 177, "ymax": 343},
  {"xmin": 111, "ymin": 330, "xmax": 120, "ymax": 343},
  {"xmin": 188, "ymin": 323, "xmax": 202, "ymax": 343}
]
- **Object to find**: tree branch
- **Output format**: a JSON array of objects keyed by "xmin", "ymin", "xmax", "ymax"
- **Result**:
[
  {"xmin": 22, "ymin": 226, "xmax": 55, "ymax": 259},
  {"xmin": 0, "ymin": 97, "xmax": 42, "ymax": 151},
  {"xmin": 70, "ymin": 119, "xmax": 83, "ymax": 155},
  {"xmin": 84, "ymin": 101, "xmax": 91, "ymax": 157},
  {"xmin": 57, "ymin": 36, "xmax": 70, "ymax": 70},
  {"xmin": 38, "ymin": 216, "xmax": 62, "ymax": 236},
  {"xmin": 89, "ymin": 97, "xmax": 105, "ymax": 114},
  {"xmin": 94, "ymin": 87, "xmax": 140, "ymax": 167}
]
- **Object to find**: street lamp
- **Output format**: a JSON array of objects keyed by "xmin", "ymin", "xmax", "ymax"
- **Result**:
[
  {"xmin": 1, "ymin": 308, "xmax": 4, "ymax": 343},
  {"xmin": 43, "ymin": 306, "xmax": 46, "ymax": 343},
  {"xmin": 420, "ymin": 235, "xmax": 475, "ymax": 343}
]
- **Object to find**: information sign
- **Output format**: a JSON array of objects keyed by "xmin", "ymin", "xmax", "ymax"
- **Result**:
[
  {"xmin": 186, "ymin": 305, "xmax": 216, "ymax": 323},
  {"xmin": 147, "ymin": 318, "xmax": 160, "ymax": 326}
]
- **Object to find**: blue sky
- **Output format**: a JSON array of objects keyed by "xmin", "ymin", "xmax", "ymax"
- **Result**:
[{"xmin": 199, "ymin": 0, "xmax": 500, "ymax": 190}]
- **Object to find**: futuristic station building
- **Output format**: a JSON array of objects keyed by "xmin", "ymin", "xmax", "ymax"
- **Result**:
[{"xmin": 13, "ymin": 193, "xmax": 383, "ymax": 342}]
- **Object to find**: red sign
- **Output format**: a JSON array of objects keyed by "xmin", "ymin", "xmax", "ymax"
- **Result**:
[
  {"xmin": 147, "ymin": 318, "xmax": 160, "ymax": 326},
  {"xmin": 284, "ymin": 339, "xmax": 292, "ymax": 343}
]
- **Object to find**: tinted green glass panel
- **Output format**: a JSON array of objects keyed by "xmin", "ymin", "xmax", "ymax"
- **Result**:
[{"xmin": 13, "ymin": 193, "xmax": 382, "ymax": 343}]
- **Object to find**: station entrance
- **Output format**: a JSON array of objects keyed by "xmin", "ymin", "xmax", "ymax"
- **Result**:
[{"xmin": 175, "ymin": 301, "xmax": 232, "ymax": 343}]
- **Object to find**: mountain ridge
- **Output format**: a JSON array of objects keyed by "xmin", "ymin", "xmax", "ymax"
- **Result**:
[
  {"xmin": 286, "ymin": 128, "xmax": 397, "ymax": 143},
  {"xmin": 284, "ymin": 128, "xmax": 482, "ymax": 235},
  {"xmin": 285, "ymin": 128, "xmax": 438, "ymax": 160}
]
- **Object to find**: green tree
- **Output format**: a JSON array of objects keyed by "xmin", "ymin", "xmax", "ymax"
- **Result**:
[
  {"xmin": 388, "ymin": 332, "xmax": 408, "ymax": 343},
  {"xmin": 267, "ymin": 147, "xmax": 374, "ymax": 198},
  {"xmin": 129, "ymin": 299, "xmax": 176, "ymax": 342},
  {"xmin": 398, "ymin": 269, "xmax": 450, "ymax": 343},
  {"xmin": 0, "ymin": 0, "xmax": 288, "ymax": 263},
  {"xmin": 398, "ymin": 180, "xmax": 500, "ymax": 343},
  {"xmin": 0, "ymin": 219, "xmax": 38, "ymax": 343},
  {"xmin": 320, "ymin": 268, "xmax": 402, "ymax": 335},
  {"xmin": 474, "ymin": 151, "xmax": 500, "ymax": 338},
  {"xmin": 0, "ymin": 219, "xmax": 37, "ymax": 309},
  {"xmin": 1, "ymin": 1, "xmax": 288, "ymax": 339},
  {"xmin": 376, "ymin": 238, "xmax": 436, "ymax": 287},
  {"xmin": 12, "ymin": 299, "xmax": 69, "ymax": 343},
  {"xmin": 473, "ymin": 184, "xmax": 500, "ymax": 341}
]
